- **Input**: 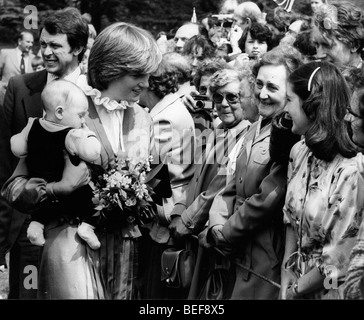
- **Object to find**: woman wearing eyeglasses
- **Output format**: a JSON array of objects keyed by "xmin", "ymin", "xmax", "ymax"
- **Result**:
[
  {"xmin": 280, "ymin": 61, "xmax": 362, "ymax": 300},
  {"xmin": 204, "ymin": 46, "xmax": 303, "ymax": 299}
]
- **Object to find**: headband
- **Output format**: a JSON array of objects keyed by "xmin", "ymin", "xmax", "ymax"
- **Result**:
[{"xmin": 308, "ymin": 67, "xmax": 320, "ymax": 92}]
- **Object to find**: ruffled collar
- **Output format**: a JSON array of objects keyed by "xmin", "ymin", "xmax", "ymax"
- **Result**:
[{"xmin": 82, "ymin": 85, "xmax": 130, "ymax": 112}]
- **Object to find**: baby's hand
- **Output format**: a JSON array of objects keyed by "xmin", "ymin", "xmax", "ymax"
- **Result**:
[{"xmin": 67, "ymin": 128, "xmax": 101, "ymax": 163}]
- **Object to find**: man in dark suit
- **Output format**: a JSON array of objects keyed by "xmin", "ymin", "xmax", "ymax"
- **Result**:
[{"xmin": 0, "ymin": 7, "xmax": 89, "ymax": 299}]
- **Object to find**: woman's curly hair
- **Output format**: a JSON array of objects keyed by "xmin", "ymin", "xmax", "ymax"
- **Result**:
[
  {"xmin": 313, "ymin": 1, "xmax": 364, "ymax": 54},
  {"xmin": 148, "ymin": 59, "xmax": 179, "ymax": 99}
]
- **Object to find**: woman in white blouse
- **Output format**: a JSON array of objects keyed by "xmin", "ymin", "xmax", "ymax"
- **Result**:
[{"xmin": 2, "ymin": 22, "xmax": 162, "ymax": 299}]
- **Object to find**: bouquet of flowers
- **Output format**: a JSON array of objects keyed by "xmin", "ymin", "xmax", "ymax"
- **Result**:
[{"xmin": 91, "ymin": 156, "xmax": 157, "ymax": 226}]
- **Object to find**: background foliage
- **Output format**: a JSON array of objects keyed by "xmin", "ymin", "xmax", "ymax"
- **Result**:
[
  {"xmin": 0, "ymin": 0, "xmax": 309, "ymax": 48},
  {"xmin": 1, "ymin": 0, "xmax": 364, "ymax": 50}
]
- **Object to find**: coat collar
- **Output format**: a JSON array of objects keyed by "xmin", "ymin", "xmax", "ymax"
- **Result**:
[
  {"xmin": 149, "ymin": 93, "xmax": 181, "ymax": 117},
  {"xmin": 24, "ymin": 69, "xmax": 48, "ymax": 93},
  {"xmin": 243, "ymin": 119, "xmax": 272, "ymax": 163}
]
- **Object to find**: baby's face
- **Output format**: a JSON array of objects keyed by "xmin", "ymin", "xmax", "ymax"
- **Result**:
[{"xmin": 61, "ymin": 95, "xmax": 89, "ymax": 129}]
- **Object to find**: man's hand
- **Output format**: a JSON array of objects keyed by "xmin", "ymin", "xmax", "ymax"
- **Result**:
[
  {"xmin": 0, "ymin": 265, "xmax": 6, "ymax": 272},
  {"xmin": 169, "ymin": 216, "xmax": 192, "ymax": 240}
]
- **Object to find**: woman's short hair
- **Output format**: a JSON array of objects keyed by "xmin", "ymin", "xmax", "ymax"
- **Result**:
[
  {"xmin": 288, "ymin": 61, "xmax": 357, "ymax": 161},
  {"xmin": 209, "ymin": 68, "xmax": 243, "ymax": 96},
  {"xmin": 192, "ymin": 58, "xmax": 228, "ymax": 89},
  {"xmin": 148, "ymin": 58, "xmax": 179, "ymax": 99},
  {"xmin": 238, "ymin": 22, "xmax": 274, "ymax": 52},
  {"xmin": 252, "ymin": 45, "xmax": 303, "ymax": 78},
  {"xmin": 42, "ymin": 7, "xmax": 89, "ymax": 63},
  {"xmin": 88, "ymin": 22, "xmax": 162, "ymax": 91},
  {"xmin": 313, "ymin": 1, "xmax": 364, "ymax": 54},
  {"xmin": 162, "ymin": 52, "xmax": 192, "ymax": 85}
]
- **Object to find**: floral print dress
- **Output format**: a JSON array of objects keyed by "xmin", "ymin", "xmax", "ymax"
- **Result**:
[{"xmin": 283, "ymin": 140, "xmax": 363, "ymax": 299}]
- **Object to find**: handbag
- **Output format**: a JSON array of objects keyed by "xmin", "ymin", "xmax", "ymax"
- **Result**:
[
  {"xmin": 161, "ymin": 244, "xmax": 195, "ymax": 289},
  {"xmin": 197, "ymin": 267, "xmax": 229, "ymax": 300}
]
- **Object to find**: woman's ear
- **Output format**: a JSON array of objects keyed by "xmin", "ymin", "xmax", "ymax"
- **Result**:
[
  {"xmin": 55, "ymin": 105, "xmax": 64, "ymax": 120},
  {"xmin": 246, "ymin": 17, "xmax": 252, "ymax": 29}
]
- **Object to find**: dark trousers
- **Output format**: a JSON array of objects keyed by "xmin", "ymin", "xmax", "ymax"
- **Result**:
[{"xmin": 8, "ymin": 216, "xmax": 41, "ymax": 299}]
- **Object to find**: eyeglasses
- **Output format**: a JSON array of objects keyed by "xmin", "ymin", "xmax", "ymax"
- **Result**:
[
  {"xmin": 346, "ymin": 106, "xmax": 362, "ymax": 119},
  {"xmin": 198, "ymin": 86, "xmax": 208, "ymax": 95},
  {"xmin": 212, "ymin": 92, "xmax": 240, "ymax": 105}
]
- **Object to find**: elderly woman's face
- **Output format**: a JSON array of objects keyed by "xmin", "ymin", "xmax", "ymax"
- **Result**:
[
  {"xmin": 109, "ymin": 73, "xmax": 150, "ymax": 104},
  {"xmin": 214, "ymin": 81, "xmax": 244, "ymax": 128},
  {"xmin": 254, "ymin": 64, "xmax": 288, "ymax": 119},
  {"xmin": 346, "ymin": 89, "xmax": 364, "ymax": 150},
  {"xmin": 312, "ymin": 25, "xmax": 353, "ymax": 67}
]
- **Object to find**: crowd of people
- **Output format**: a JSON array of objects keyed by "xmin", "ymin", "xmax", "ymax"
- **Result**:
[{"xmin": 1, "ymin": 0, "xmax": 364, "ymax": 300}]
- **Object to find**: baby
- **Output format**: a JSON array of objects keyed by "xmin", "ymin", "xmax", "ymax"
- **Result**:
[{"xmin": 10, "ymin": 79, "xmax": 102, "ymax": 250}]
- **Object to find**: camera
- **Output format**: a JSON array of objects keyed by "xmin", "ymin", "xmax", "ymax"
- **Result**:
[
  {"xmin": 211, "ymin": 14, "xmax": 234, "ymax": 28},
  {"xmin": 192, "ymin": 94, "xmax": 213, "ymax": 110}
]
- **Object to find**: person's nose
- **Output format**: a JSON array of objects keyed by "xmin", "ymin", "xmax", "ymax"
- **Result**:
[
  {"xmin": 283, "ymin": 103, "xmax": 289, "ymax": 113},
  {"xmin": 43, "ymin": 45, "xmax": 53, "ymax": 56},
  {"xmin": 191, "ymin": 57, "xmax": 199, "ymax": 68},
  {"xmin": 253, "ymin": 40, "xmax": 259, "ymax": 49},
  {"xmin": 139, "ymin": 75, "xmax": 150, "ymax": 88},
  {"xmin": 259, "ymin": 86, "xmax": 269, "ymax": 100},
  {"xmin": 176, "ymin": 38, "xmax": 185, "ymax": 49},
  {"xmin": 221, "ymin": 96, "xmax": 230, "ymax": 107}
]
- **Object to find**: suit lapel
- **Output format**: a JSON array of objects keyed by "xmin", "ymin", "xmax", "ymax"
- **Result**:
[{"xmin": 21, "ymin": 70, "xmax": 47, "ymax": 119}]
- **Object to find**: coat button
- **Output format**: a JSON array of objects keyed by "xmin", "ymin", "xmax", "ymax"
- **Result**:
[{"xmin": 239, "ymin": 177, "xmax": 243, "ymax": 183}]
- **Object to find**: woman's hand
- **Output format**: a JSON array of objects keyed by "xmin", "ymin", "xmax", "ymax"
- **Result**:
[
  {"xmin": 182, "ymin": 92, "xmax": 198, "ymax": 112},
  {"xmin": 169, "ymin": 216, "xmax": 192, "ymax": 240},
  {"xmin": 53, "ymin": 151, "xmax": 91, "ymax": 197},
  {"xmin": 279, "ymin": 267, "xmax": 297, "ymax": 299},
  {"xmin": 198, "ymin": 227, "xmax": 212, "ymax": 249}
]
